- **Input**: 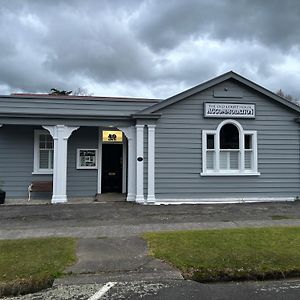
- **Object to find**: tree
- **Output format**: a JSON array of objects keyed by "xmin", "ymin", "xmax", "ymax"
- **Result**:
[
  {"xmin": 49, "ymin": 88, "xmax": 72, "ymax": 96},
  {"xmin": 72, "ymin": 88, "xmax": 93, "ymax": 96},
  {"xmin": 276, "ymin": 89, "xmax": 299, "ymax": 105}
]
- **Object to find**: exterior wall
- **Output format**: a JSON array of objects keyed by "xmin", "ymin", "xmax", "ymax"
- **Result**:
[
  {"xmin": 67, "ymin": 127, "xmax": 98, "ymax": 198},
  {"xmin": 0, "ymin": 125, "xmax": 98, "ymax": 200},
  {"xmin": 0, "ymin": 125, "xmax": 48, "ymax": 199},
  {"xmin": 154, "ymin": 79, "xmax": 300, "ymax": 201}
]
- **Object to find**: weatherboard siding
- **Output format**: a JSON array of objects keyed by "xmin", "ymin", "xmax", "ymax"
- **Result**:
[
  {"xmin": 154, "ymin": 79, "xmax": 300, "ymax": 200},
  {"xmin": 0, "ymin": 125, "xmax": 47, "ymax": 199},
  {"xmin": 67, "ymin": 127, "xmax": 98, "ymax": 198}
]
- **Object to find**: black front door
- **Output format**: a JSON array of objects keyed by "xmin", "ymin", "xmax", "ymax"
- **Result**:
[{"xmin": 102, "ymin": 144, "xmax": 123, "ymax": 193}]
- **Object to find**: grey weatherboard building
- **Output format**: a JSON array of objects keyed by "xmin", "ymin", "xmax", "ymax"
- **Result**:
[{"xmin": 0, "ymin": 71, "xmax": 299, "ymax": 204}]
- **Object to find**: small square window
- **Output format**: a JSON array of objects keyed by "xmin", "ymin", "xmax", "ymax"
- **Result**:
[
  {"xmin": 245, "ymin": 135, "xmax": 252, "ymax": 149},
  {"xmin": 207, "ymin": 134, "xmax": 214, "ymax": 149}
]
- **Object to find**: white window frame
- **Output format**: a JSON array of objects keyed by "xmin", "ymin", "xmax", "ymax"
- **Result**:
[
  {"xmin": 76, "ymin": 149, "xmax": 98, "ymax": 169},
  {"xmin": 201, "ymin": 119, "xmax": 260, "ymax": 176},
  {"xmin": 33, "ymin": 129, "xmax": 54, "ymax": 174}
]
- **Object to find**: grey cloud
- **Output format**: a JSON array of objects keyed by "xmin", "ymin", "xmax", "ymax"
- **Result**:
[
  {"xmin": 0, "ymin": 0, "xmax": 299, "ymax": 100},
  {"xmin": 131, "ymin": 0, "xmax": 300, "ymax": 52}
]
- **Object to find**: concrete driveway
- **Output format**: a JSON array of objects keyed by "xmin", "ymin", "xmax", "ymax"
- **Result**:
[{"xmin": 1, "ymin": 201, "xmax": 300, "ymax": 239}]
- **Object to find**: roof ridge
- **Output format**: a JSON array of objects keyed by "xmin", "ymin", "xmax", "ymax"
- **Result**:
[{"xmin": 8, "ymin": 93, "xmax": 161, "ymax": 102}]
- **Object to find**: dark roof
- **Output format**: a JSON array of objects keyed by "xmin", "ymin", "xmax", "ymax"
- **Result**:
[
  {"xmin": 137, "ymin": 71, "xmax": 300, "ymax": 114},
  {"xmin": 9, "ymin": 93, "xmax": 162, "ymax": 104}
]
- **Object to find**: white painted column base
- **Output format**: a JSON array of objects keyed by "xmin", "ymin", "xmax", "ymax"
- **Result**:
[
  {"xmin": 135, "ymin": 195, "xmax": 146, "ymax": 203},
  {"xmin": 126, "ymin": 194, "xmax": 136, "ymax": 202},
  {"xmin": 146, "ymin": 195, "xmax": 156, "ymax": 204},
  {"xmin": 51, "ymin": 195, "xmax": 68, "ymax": 204}
]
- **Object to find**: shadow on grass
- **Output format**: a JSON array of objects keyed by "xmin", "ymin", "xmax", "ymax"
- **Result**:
[
  {"xmin": 186, "ymin": 269, "xmax": 300, "ymax": 283},
  {"xmin": 270, "ymin": 215, "xmax": 298, "ymax": 220},
  {"xmin": 0, "ymin": 277, "xmax": 54, "ymax": 297}
]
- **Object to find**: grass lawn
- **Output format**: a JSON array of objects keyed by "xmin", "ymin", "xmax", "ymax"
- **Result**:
[
  {"xmin": 144, "ymin": 227, "xmax": 300, "ymax": 282},
  {"xmin": 0, "ymin": 237, "xmax": 76, "ymax": 296}
]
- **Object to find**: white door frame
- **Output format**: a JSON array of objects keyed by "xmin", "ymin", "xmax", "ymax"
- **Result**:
[{"xmin": 97, "ymin": 127, "xmax": 127, "ymax": 194}]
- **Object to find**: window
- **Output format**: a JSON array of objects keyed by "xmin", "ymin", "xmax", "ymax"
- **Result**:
[
  {"xmin": 33, "ymin": 130, "xmax": 54, "ymax": 174},
  {"xmin": 202, "ymin": 120, "xmax": 259, "ymax": 176}
]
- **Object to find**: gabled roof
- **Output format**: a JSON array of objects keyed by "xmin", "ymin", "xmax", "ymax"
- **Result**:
[{"xmin": 137, "ymin": 71, "xmax": 300, "ymax": 114}]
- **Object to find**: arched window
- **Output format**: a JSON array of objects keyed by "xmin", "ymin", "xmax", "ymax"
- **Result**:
[
  {"xmin": 220, "ymin": 124, "xmax": 239, "ymax": 149},
  {"xmin": 202, "ymin": 120, "xmax": 259, "ymax": 176},
  {"xmin": 219, "ymin": 123, "xmax": 240, "ymax": 170}
]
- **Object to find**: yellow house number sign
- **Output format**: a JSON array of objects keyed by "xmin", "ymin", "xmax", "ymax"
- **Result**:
[{"xmin": 102, "ymin": 130, "xmax": 123, "ymax": 142}]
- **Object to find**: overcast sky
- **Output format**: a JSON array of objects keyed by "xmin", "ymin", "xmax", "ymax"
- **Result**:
[{"xmin": 0, "ymin": 0, "xmax": 300, "ymax": 100}]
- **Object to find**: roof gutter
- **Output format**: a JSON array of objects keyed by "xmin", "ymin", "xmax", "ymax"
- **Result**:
[{"xmin": 131, "ymin": 113, "xmax": 162, "ymax": 120}]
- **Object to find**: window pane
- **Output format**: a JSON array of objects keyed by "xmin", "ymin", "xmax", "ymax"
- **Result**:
[
  {"xmin": 39, "ymin": 134, "xmax": 54, "ymax": 149},
  {"xmin": 46, "ymin": 135, "xmax": 53, "ymax": 142},
  {"xmin": 39, "ymin": 150, "xmax": 49, "ymax": 169},
  {"xmin": 220, "ymin": 151, "xmax": 228, "ymax": 169},
  {"xmin": 46, "ymin": 141, "xmax": 53, "ymax": 149},
  {"xmin": 207, "ymin": 135, "xmax": 214, "ymax": 149},
  {"xmin": 40, "ymin": 134, "xmax": 46, "ymax": 142},
  {"xmin": 245, "ymin": 150, "xmax": 252, "ymax": 169},
  {"xmin": 220, "ymin": 124, "xmax": 239, "ymax": 149},
  {"xmin": 245, "ymin": 135, "xmax": 252, "ymax": 149},
  {"xmin": 50, "ymin": 150, "xmax": 54, "ymax": 169},
  {"xmin": 220, "ymin": 150, "xmax": 239, "ymax": 170},
  {"xmin": 206, "ymin": 151, "xmax": 214, "ymax": 169},
  {"xmin": 230, "ymin": 151, "xmax": 239, "ymax": 169}
]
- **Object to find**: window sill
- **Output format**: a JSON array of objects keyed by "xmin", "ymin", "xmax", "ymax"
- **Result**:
[
  {"xmin": 32, "ymin": 171, "xmax": 53, "ymax": 175},
  {"xmin": 201, "ymin": 171, "xmax": 260, "ymax": 177}
]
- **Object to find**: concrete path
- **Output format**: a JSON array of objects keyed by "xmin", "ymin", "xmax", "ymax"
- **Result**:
[
  {"xmin": 1, "ymin": 219, "xmax": 300, "ymax": 240},
  {"xmin": 55, "ymin": 237, "xmax": 182, "ymax": 286}
]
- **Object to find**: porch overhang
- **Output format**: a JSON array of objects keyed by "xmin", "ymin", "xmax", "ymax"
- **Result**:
[{"xmin": 0, "ymin": 113, "xmax": 134, "ymax": 127}]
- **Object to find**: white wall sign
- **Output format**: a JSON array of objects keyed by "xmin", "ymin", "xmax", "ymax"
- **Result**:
[
  {"xmin": 204, "ymin": 103, "xmax": 255, "ymax": 118},
  {"xmin": 77, "ymin": 149, "xmax": 98, "ymax": 169}
]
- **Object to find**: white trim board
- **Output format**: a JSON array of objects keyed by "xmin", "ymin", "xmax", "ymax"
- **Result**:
[{"xmin": 149, "ymin": 197, "xmax": 296, "ymax": 205}]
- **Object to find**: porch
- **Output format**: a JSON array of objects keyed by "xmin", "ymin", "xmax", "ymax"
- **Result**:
[{"xmin": 0, "ymin": 123, "xmax": 157, "ymax": 205}]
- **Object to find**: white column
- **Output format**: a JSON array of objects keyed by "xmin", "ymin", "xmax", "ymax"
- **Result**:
[
  {"xmin": 97, "ymin": 128, "xmax": 102, "ymax": 194},
  {"xmin": 43, "ymin": 125, "xmax": 79, "ymax": 204},
  {"xmin": 147, "ymin": 125, "xmax": 156, "ymax": 203},
  {"xmin": 122, "ymin": 134, "xmax": 127, "ymax": 193},
  {"xmin": 119, "ymin": 126, "xmax": 136, "ymax": 201},
  {"xmin": 135, "ymin": 124, "xmax": 145, "ymax": 203}
]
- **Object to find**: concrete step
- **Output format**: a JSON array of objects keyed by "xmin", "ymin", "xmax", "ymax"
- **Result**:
[{"xmin": 94, "ymin": 193, "xmax": 126, "ymax": 202}]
